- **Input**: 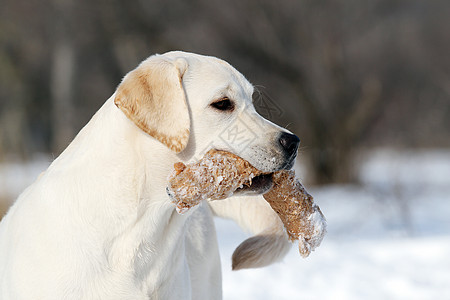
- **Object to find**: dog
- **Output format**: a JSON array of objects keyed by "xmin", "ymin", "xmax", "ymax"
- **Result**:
[{"xmin": 0, "ymin": 51, "xmax": 300, "ymax": 299}]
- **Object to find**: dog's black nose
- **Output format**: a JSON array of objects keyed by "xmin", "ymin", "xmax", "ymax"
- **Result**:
[{"xmin": 279, "ymin": 132, "xmax": 300, "ymax": 157}]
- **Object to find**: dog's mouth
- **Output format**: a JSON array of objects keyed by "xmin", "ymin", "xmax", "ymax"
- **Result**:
[
  {"xmin": 234, "ymin": 173, "xmax": 274, "ymax": 196},
  {"xmin": 233, "ymin": 155, "xmax": 297, "ymax": 196}
]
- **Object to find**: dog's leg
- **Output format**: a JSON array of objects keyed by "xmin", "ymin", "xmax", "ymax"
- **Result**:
[
  {"xmin": 185, "ymin": 203, "xmax": 222, "ymax": 300},
  {"xmin": 208, "ymin": 195, "xmax": 291, "ymax": 270}
]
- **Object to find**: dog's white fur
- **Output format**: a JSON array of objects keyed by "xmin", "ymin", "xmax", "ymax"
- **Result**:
[{"xmin": 0, "ymin": 51, "xmax": 292, "ymax": 299}]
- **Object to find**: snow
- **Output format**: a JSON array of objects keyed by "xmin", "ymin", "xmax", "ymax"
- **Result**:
[
  {"xmin": 1, "ymin": 149, "xmax": 450, "ymax": 299},
  {"xmin": 216, "ymin": 149, "xmax": 450, "ymax": 300},
  {"xmin": 307, "ymin": 205, "xmax": 327, "ymax": 249},
  {"xmin": 0, "ymin": 153, "xmax": 51, "ymax": 205},
  {"xmin": 216, "ymin": 190, "xmax": 450, "ymax": 299}
]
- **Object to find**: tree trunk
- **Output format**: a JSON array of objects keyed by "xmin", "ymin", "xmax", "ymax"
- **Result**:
[{"xmin": 50, "ymin": 0, "xmax": 76, "ymax": 154}]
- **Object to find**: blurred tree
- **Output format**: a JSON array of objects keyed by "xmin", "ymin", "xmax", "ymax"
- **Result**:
[
  {"xmin": 200, "ymin": 0, "xmax": 450, "ymax": 183},
  {"xmin": 0, "ymin": 0, "xmax": 448, "ymax": 184},
  {"xmin": 50, "ymin": 0, "xmax": 76, "ymax": 153},
  {"xmin": 199, "ymin": 0, "xmax": 388, "ymax": 183}
]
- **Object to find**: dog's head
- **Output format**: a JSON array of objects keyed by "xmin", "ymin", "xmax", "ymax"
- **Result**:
[{"xmin": 115, "ymin": 51, "xmax": 300, "ymax": 193}]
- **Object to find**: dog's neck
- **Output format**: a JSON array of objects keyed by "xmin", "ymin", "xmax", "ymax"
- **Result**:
[{"xmin": 46, "ymin": 96, "xmax": 195, "ymax": 296}]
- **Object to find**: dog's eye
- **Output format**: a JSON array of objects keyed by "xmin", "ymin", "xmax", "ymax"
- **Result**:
[{"xmin": 211, "ymin": 98, "xmax": 235, "ymax": 112}]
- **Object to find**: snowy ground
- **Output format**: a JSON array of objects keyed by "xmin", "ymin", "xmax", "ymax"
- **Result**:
[
  {"xmin": 1, "ymin": 149, "xmax": 450, "ymax": 299},
  {"xmin": 218, "ymin": 149, "xmax": 450, "ymax": 299}
]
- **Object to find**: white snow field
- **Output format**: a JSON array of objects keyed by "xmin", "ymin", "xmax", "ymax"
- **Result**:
[
  {"xmin": 1, "ymin": 149, "xmax": 450, "ymax": 299},
  {"xmin": 218, "ymin": 149, "xmax": 450, "ymax": 300}
]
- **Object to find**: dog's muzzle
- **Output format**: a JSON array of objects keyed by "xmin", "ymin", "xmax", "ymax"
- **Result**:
[{"xmin": 279, "ymin": 132, "xmax": 300, "ymax": 170}]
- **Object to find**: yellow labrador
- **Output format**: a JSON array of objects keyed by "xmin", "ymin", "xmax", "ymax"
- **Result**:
[{"xmin": 0, "ymin": 51, "xmax": 300, "ymax": 299}]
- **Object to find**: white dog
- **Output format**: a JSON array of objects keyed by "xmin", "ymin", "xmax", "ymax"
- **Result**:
[{"xmin": 0, "ymin": 51, "xmax": 301, "ymax": 299}]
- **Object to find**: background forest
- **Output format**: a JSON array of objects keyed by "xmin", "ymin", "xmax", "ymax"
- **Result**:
[{"xmin": 1, "ymin": 0, "xmax": 449, "ymax": 185}]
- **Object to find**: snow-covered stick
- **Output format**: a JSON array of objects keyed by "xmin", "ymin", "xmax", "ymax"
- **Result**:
[
  {"xmin": 166, "ymin": 149, "xmax": 264, "ymax": 214},
  {"xmin": 263, "ymin": 170, "xmax": 327, "ymax": 257},
  {"xmin": 166, "ymin": 149, "xmax": 326, "ymax": 257}
]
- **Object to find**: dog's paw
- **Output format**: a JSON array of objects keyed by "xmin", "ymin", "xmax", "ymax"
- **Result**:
[{"xmin": 231, "ymin": 234, "xmax": 291, "ymax": 270}]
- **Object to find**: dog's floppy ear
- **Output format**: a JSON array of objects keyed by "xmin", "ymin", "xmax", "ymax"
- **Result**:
[{"xmin": 114, "ymin": 55, "xmax": 190, "ymax": 153}]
